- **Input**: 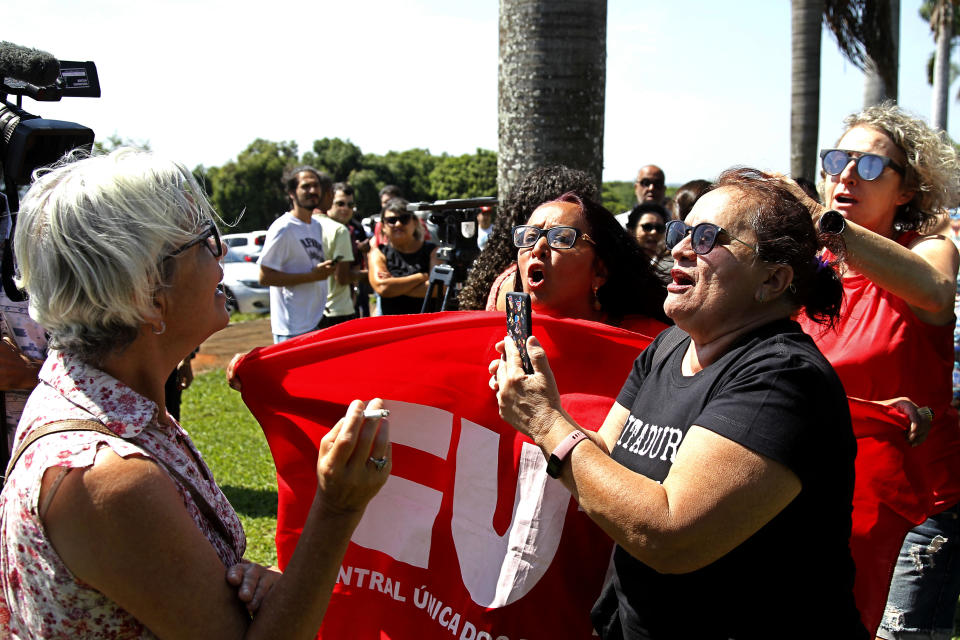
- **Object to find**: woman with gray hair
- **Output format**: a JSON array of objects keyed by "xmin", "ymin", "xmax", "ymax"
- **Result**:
[
  {"xmin": 795, "ymin": 102, "xmax": 960, "ymax": 637},
  {"xmin": 0, "ymin": 148, "xmax": 391, "ymax": 638}
]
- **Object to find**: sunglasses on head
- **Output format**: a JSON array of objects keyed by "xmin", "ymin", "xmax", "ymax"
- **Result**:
[
  {"xmin": 638, "ymin": 178, "xmax": 663, "ymax": 188},
  {"xmin": 512, "ymin": 225, "xmax": 595, "ymax": 250},
  {"xmin": 639, "ymin": 222, "xmax": 665, "ymax": 233},
  {"xmin": 164, "ymin": 220, "xmax": 223, "ymax": 261},
  {"xmin": 819, "ymin": 149, "xmax": 905, "ymax": 181},
  {"xmin": 383, "ymin": 212, "xmax": 413, "ymax": 226},
  {"xmin": 665, "ymin": 220, "xmax": 757, "ymax": 255}
]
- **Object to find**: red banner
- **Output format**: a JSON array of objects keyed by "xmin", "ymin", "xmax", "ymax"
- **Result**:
[
  {"xmin": 236, "ymin": 311, "xmax": 663, "ymax": 639},
  {"xmin": 237, "ymin": 311, "xmax": 944, "ymax": 638}
]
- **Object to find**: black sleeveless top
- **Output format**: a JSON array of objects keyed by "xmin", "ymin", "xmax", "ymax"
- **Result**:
[{"xmin": 379, "ymin": 241, "xmax": 436, "ymax": 315}]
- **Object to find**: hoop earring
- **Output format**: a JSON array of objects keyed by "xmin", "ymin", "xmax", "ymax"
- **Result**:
[{"xmin": 152, "ymin": 321, "xmax": 166, "ymax": 335}]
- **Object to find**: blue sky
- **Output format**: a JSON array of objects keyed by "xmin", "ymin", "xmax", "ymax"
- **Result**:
[{"xmin": 8, "ymin": 0, "xmax": 956, "ymax": 186}]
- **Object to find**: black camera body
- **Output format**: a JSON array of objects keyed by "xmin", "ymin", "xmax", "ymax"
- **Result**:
[
  {"xmin": 407, "ymin": 197, "xmax": 497, "ymax": 280},
  {"xmin": 0, "ymin": 44, "xmax": 100, "ymax": 188}
]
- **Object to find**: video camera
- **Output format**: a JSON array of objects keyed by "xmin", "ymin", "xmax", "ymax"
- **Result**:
[
  {"xmin": 406, "ymin": 197, "xmax": 497, "ymax": 312},
  {"xmin": 407, "ymin": 197, "xmax": 497, "ymax": 276},
  {"xmin": 0, "ymin": 41, "xmax": 100, "ymax": 190},
  {"xmin": 0, "ymin": 41, "xmax": 100, "ymax": 301}
]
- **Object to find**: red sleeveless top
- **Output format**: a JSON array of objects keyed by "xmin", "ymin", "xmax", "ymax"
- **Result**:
[{"xmin": 800, "ymin": 232, "xmax": 960, "ymax": 509}]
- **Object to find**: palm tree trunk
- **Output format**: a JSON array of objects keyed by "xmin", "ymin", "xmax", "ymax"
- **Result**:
[
  {"xmin": 791, "ymin": 0, "xmax": 824, "ymax": 182},
  {"xmin": 498, "ymin": 0, "xmax": 607, "ymax": 200},
  {"xmin": 863, "ymin": 0, "xmax": 900, "ymax": 106},
  {"xmin": 931, "ymin": 1, "xmax": 953, "ymax": 130}
]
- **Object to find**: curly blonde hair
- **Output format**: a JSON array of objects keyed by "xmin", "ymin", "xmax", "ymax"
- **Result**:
[{"xmin": 836, "ymin": 101, "xmax": 960, "ymax": 231}]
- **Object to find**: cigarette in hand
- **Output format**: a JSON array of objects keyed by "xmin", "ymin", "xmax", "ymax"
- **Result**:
[{"xmin": 363, "ymin": 409, "xmax": 390, "ymax": 419}]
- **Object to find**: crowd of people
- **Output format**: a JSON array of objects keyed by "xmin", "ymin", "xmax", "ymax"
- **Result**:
[{"xmin": 1, "ymin": 99, "xmax": 959, "ymax": 638}]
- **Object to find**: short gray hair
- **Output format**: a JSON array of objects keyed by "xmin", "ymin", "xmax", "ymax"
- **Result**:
[{"xmin": 15, "ymin": 147, "xmax": 218, "ymax": 364}]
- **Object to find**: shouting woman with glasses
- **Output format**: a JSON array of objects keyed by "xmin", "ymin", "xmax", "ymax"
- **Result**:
[
  {"xmin": 368, "ymin": 197, "xmax": 439, "ymax": 315},
  {"xmin": 491, "ymin": 169, "xmax": 867, "ymax": 638},
  {"xmin": 0, "ymin": 149, "xmax": 392, "ymax": 638},
  {"xmin": 791, "ymin": 103, "xmax": 960, "ymax": 638},
  {"xmin": 510, "ymin": 193, "xmax": 668, "ymax": 330}
]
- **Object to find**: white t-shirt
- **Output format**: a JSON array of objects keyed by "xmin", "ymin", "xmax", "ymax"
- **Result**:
[
  {"xmin": 258, "ymin": 212, "xmax": 327, "ymax": 337},
  {"xmin": 313, "ymin": 214, "xmax": 355, "ymax": 318}
]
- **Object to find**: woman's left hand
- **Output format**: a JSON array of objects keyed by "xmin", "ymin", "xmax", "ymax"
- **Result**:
[
  {"xmin": 225, "ymin": 559, "xmax": 282, "ymax": 614},
  {"xmin": 488, "ymin": 335, "xmax": 566, "ymax": 445},
  {"xmin": 878, "ymin": 396, "xmax": 935, "ymax": 446}
]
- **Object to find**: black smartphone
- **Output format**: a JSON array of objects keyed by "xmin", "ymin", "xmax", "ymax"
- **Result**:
[{"xmin": 505, "ymin": 291, "xmax": 534, "ymax": 374}]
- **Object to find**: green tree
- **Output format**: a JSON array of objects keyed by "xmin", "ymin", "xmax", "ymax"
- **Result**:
[
  {"xmin": 601, "ymin": 181, "xmax": 635, "ymax": 215},
  {"xmin": 347, "ymin": 168, "xmax": 383, "ymax": 217},
  {"xmin": 428, "ymin": 149, "xmax": 497, "ymax": 200},
  {"xmin": 301, "ymin": 137, "xmax": 364, "ymax": 181},
  {"xmin": 92, "ymin": 133, "xmax": 151, "ymax": 154},
  {"xmin": 203, "ymin": 139, "xmax": 299, "ymax": 232}
]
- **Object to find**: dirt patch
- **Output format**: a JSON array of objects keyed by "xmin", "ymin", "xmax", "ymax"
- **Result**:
[{"xmin": 194, "ymin": 317, "xmax": 272, "ymax": 374}]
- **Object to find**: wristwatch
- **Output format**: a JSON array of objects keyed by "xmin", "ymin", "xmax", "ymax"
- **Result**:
[
  {"xmin": 818, "ymin": 209, "xmax": 846, "ymax": 235},
  {"xmin": 545, "ymin": 431, "xmax": 588, "ymax": 478}
]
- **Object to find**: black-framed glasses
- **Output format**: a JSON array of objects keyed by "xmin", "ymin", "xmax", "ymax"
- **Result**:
[
  {"xmin": 512, "ymin": 225, "xmax": 595, "ymax": 250},
  {"xmin": 639, "ymin": 222, "xmax": 665, "ymax": 233},
  {"xmin": 383, "ymin": 212, "xmax": 413, "ymax": 226},
  {"xmin": 820, "ymin": 149, "xmax": 905, "ymax": 181},
  {"xmin": 665, "ymin": 220, "xmax": 757, "ymax": 255},
  {"xmin": 165, "ymin": 220, "xmax": 223, "ymax": 260}
]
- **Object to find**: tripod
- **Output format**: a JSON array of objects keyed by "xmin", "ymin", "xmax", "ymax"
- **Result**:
[{"xmin": 420, "ymin": 252, "xmax": 458, "ymax": 313}]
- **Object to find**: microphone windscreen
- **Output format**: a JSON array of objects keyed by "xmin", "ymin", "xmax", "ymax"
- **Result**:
[{"xmin": 0, "ymin": 41, "xmax": 60, "ymax": 86}]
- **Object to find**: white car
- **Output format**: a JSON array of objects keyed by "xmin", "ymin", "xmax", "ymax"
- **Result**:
[
  {"xmin": 223, "ymin": 231, "xmax": 267, "ymax": 257},
  {"xmin": 221, "ymin": 249, "xmax": 269, "ymax": 314}
]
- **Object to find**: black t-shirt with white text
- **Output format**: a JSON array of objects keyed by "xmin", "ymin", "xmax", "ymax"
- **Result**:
[{"xmin": 591, "ymin": 320, "xmax": 867, "ymax": 639}]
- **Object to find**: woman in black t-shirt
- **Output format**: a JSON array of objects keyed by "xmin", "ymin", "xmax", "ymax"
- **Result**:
[
  {"xmin": 489, "ymin": 168, "xmax": 867, "ymax": 638},
  {"xmin": 368, "ymin": 198, "xmax": 439, "ymax": 315}
]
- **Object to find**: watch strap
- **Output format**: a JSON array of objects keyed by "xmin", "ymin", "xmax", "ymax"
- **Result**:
[
  {"xmin": 546, "ymin": 430, "xmax": 588, "ymax": 478},
  {"xmin": 818, "ymin": 209, "xmax": 846, "ymax": 235}
]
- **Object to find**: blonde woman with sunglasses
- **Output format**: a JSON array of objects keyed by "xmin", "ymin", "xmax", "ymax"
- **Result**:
[{"xmin": 795, "ymin": 102, "xmax": 960, "ymax": 639}]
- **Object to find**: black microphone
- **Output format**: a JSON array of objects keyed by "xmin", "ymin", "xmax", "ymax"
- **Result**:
[{"xmin": 0, "ymin": 41, "xmax": 60, "ymax": 87}]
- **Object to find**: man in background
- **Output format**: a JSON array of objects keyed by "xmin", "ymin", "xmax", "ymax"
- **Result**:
[
  {"xmin": 315, "ymin": 181, "xmax": 359, "ymax": 327},
  {"xmin": 258, "ymin": 166, "xmax": 336, "ymax": 342},
  {"xmin": 616, "ymin": 164, "xmax": 675, "ymax": 227}
]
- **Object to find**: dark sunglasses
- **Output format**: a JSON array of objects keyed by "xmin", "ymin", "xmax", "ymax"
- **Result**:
[
  {"xmin": 165, "ymin": 221, "xmax": 222, "ymax": 260},
  {"xmin": 334, "ymin": 200, "xmax": 354, "ymax": 207},
  {"xmin": 665, "ymin": 220, "xmax": 757, "ymax": 255},
  {"xmin": 512, "ymin": 225, "xmax": 595, "ymax": 250},
  {"xmin": 820, "ymin": 149, "xmax": 905, "ymax": 181},
  {"xmin": 639, "ymin": 222, "xmax": 665, "ymax": 233},
  {"xmin": 638, "ymin": 178, "xmax": 664, "ymax": 188},
  {"xmin": 383, "ymin": 212, "xmax": 413, "ymax": 226}
]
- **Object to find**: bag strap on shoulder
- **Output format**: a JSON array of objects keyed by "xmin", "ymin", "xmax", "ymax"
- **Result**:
[
  {"xmin": 3, "ymin": 418, "xmax": 236, "ymax": 550},
  {"xmin": 4, "ymin": 419, "xmax": 114, "ymax": 482}
]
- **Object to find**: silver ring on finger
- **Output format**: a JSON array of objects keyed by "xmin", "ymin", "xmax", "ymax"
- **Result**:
[{"xmin": 368, "ymin": 456, "xmax": 389, "ymax": 471}]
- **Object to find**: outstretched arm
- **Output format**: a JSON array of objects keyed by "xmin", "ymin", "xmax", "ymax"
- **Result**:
[{"xmin": 490, "ymin": 337, "xmax": 800, "ymax": 574}]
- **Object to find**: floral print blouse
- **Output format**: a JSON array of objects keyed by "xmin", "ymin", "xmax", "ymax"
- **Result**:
[{"xmin": 0, "ymin": 350, "xmax": 246, "ymax": 638}]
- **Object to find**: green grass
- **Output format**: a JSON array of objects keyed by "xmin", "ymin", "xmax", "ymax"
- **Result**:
[
  {"xmin": 181, "ymin": 368, "xmax": 278, "ymax": 566},
  {"xmin": 229, "ymin": 311, "xmax": 267, "ymax": 324}
]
